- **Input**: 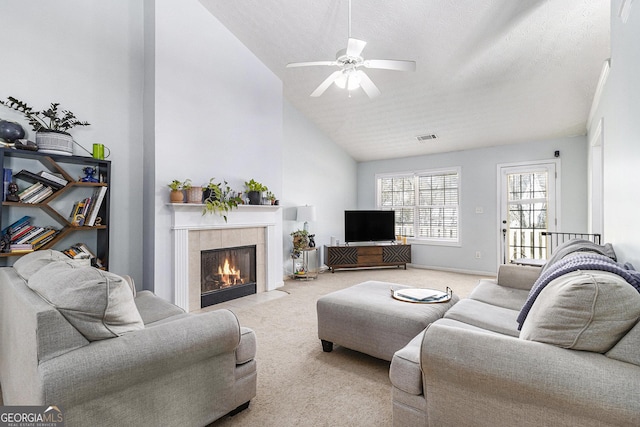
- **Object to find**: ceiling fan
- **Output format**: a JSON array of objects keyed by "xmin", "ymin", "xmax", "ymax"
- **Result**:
[{"xmin": 286, "ymin": 0, "xmax": 416, "ymax": 98}]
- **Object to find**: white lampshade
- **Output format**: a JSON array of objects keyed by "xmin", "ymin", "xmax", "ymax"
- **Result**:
[{"xmin": 297, "ymin": 205, "xmax": 316, "ymax": 231}]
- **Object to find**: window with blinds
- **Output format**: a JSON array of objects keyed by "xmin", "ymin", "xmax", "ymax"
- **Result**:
[{"xmin": 377, "ymin": 168, "xmax": 460, "ymax": 243}]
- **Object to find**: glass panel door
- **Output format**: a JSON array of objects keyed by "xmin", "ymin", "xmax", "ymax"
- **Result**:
[{"xmin": 500, "ymin": 163, "xmax": 557, "ymax": 264}]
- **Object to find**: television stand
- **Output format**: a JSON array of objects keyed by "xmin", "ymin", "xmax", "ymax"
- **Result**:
[{"xmin": 324, "ymin": 244, "xmax": 411, "ymax": 272}]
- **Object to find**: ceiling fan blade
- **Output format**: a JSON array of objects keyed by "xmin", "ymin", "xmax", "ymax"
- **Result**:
[
  {"xmin": 310, "ymin": 71, "xmax": 343, "ymax": 97},
  {"xmin": 363, "ymin": 59, "xmax": 416, "ymax": 72},
  {"xmin": 356, "ymin": 70, "xmax": 381, "ymax": 98},
  {"xmin": 346, "ymin": 38, "xmax": 367, "ymax": 57},
  {"xmin": 287, "ymin": 61, "xmax": 338, "ymax": 68}
]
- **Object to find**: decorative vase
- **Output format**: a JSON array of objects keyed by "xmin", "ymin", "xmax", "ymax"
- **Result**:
[
  {"xmin": 0, "ymin": 120, "xmax": 25, "ymax": 142},
  {"xmin": 247, "ymin": 191, "xmax": 261, "ymax": 205},
  {"xmin": 170, "ymin": 190, "xmax": 184, "ymax": 203},
  {"xmin": 36, "ymin": 131, "xmax": 74, "ymax": 155},
  {"xmin": 186, "ymin": 186, "xmax": 203, "ymax": 204}
]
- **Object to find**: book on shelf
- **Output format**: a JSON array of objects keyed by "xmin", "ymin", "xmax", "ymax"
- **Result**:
[
  {"xmin": 27, "ymin": 228, "xmax": 57, "ymax": 246},
  {"xmin": 37, "ymin": 170, "xmax": 68, "ymax": 186},
  {"xmin": 18, "ymin": 182, "xmax": 44, "ymax": 201},
  {"xmin": 2, "ymin": 215, "xmax": 32, "ymax": 236},
  {"xmin": 10, "ymin": 243, "xmax": 34, "ymax": 253},
  {"xmin": 14, "ymin": 227, "xmax": 45, "ymax": 245},
  {"xmin": 14, "ymin": 169, "xmax": 64, "ymax": 190},
  {"xmin": 63, "ymin": 243, "xmax": 95, "ymax": 260},
  {"xmin": 86, "ymin": 186, "xmax": 107, "ymax": 226},
  {"xmin": 69, "ymin": 200, "xmax": 86, "ymax": 226},
  {"xmin": 22, "ymin": 186, "xmax": 53, "ymax": 204},
  {"xmin": 80, "ymin": 196, "xmax": 92, "ymax": 218},
  {"xmin": 10, "ymin": 225, "xmax": 35, "ymax": 242},
  {"xmin": 33, "ymin": 232, "xmax": 58, "ymax": 250}
]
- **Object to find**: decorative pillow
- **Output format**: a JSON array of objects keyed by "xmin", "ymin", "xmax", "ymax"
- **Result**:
[
  {"xmin": 541, "ymin": 239, "xmax": 616, "ymax": 274},
  {"xmin": 121, "ymin": 274, "xmax": 136, "ymax": 297},
  {"xmin": 13, "ymin": 249, "xmax": 89, "ymax": 280},
  {"xmin": 520, "ymin": 270, "xmax": 640, "ymax": 352},
  {"xmin": 27, "ymin": 261, "xmax": 144, "ymax": 341}
]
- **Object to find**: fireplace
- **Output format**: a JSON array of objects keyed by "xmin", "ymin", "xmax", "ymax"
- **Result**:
[{"xmin": 201, "ymin": 245, "xmax": 257, "ymax": 307}]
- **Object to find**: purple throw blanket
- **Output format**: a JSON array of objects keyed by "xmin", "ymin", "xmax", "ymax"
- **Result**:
[{"xmin": 517, "ymin": 253, "xmax": 640, "ymax": 330}]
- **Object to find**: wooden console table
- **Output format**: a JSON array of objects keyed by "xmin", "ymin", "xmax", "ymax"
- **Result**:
[{"xmin": 324, "ymin": 244, "xmax": 411, "ymax": 272}]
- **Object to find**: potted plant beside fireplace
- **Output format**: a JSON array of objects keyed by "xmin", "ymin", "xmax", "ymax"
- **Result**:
[{"xmin": 0, "ymin": 96, "xmax": 90, "ymax": 155}]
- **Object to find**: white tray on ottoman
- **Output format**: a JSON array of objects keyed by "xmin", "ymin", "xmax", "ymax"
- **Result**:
[{"xmin": 316, "ymin": 281, "xmax": 459, "ymax": 361}]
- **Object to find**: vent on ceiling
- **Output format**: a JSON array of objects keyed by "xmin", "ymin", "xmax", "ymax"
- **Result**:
[{"xmin": 415, "ymin": 134, "xmax": 438, "ymax": 142}]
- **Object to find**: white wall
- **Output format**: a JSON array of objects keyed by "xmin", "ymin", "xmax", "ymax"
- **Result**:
[
  {"xmin": 0, "ymin": 1, "xmax": 144, "ymax": 282},
  {"xmin": 150, "ymin": 0, "xmax": 284, "ymax": 300},
  {"xmin": 588, "ymin": 0, "xmax": 640, "ymax": 267},
  {"xmin": 357, "ymin": 137, "xmax": 588, "ymax": 274},
  {"xmin": 282, "ymin": 100, "xmax": 357, "ymax": 272}
]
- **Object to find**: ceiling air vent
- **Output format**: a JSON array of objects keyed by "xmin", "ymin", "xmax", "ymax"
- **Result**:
[{"xmin": 415, "ymin": 134, "xmax": 438, "ymax": 142}]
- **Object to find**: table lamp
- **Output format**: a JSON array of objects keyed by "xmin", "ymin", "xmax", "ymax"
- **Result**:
[{"xmin": 297, "ymin": 205, "xmax": 316, "ymax": 232}]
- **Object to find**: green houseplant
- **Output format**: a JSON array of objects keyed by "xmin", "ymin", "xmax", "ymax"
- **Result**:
[
  {"xmin": 0, "ymin": 96, "xmax": 90, "ymax": 155},
  {"xmin": 168, "ymin": 179, "xmax": 186, "ymax": 203},
  {"xmin": 291, "ymin": 229, "xmax": 310, "ymax": 258},
  {"xmin": 244, "ymin": 179, "xmax": 268, "ymax": 205},
  {"xmin": 203, "ymin": 179, "xmax": 242, "ymax": 222}
]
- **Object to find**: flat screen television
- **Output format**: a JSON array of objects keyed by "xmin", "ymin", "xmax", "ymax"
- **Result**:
[{"xmin": 344, "ymin": 210, "xmax": 396, "ymax": 243}]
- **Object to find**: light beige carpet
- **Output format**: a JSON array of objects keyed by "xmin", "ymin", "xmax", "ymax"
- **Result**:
[{"xmin": 209, "ymin": 267, "xmax": 490, "ymax": 427}]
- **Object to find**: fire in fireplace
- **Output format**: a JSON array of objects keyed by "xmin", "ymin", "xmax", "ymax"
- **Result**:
[{"xmin": 201, "ymin": 245, "xmax": 257, "ymax": 307}]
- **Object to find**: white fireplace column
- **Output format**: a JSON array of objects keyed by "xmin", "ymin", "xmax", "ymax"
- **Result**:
[{"xmin": 169, "ymin": 204, "xmax": 284, "ymax": 311}]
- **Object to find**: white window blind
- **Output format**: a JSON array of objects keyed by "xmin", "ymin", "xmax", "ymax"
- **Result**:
[{"xmin": 377, "ymin": 168, "xmax": 460, "ymax": 243}]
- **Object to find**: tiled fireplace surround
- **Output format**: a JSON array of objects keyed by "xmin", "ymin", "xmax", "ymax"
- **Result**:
[{"xmin": 170, "ymin": 204, "xmax": 283, "ymax": 312}]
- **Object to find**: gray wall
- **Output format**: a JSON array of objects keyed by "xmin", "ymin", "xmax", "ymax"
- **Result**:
[
  {"xmin": 588, "ymin": 0, "xmax": 640, "ymax": 267},
  {"xmin": 282, "ymin": 100, "xmax": 357, "ymax": 273},
  {"xmin": 357, "ymin": 137, "xmax": 588, "ymax": 274},
  {"xmin": 0, "ymin": 1, "xmax": 145, "ymax": 283},
  {"xmin": 150, "ymin": 0, "xmax": 284, "ymax": 300}
]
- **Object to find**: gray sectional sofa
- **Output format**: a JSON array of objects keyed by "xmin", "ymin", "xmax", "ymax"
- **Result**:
[
  {"xmin": 390, "ymin": 242, "xmax": 640, "ymax": 426},
  {"xmin": 0, "ymin": 250, "xmax": 257, "ymax": 427}
]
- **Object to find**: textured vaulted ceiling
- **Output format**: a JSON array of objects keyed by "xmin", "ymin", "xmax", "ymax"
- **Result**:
[{"xmin": 199, "ymin": 0, "xmax": 610, "ymax": 162}]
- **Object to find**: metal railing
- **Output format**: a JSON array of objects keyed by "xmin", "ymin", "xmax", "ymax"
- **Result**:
[{"xmin": 541, "ymin": 231, "xmax": 602, "ymax": 257}]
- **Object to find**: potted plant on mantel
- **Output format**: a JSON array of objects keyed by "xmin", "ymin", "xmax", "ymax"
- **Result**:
[
  {"xmin": 202, "ymin": 178, "xmax": 242, "ymax": 222},
  {"xmin": 168, "ymin": 179, "xmax": 186, "ymax": 203},
  {"xmin": 244, "ymin": 179, "xmax": 268, "ymax": 205},
  {"xmin": 0, "ymin": 96, "xmax": 90, "ymax": 155}
]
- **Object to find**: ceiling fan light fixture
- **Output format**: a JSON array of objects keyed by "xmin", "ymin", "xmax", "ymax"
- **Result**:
[
  {"xmin": 335, "ymin": 70, "xmax": 361, "ymax": 90},
  {"xmin": 287, "ymin": 0, "xmax": 415, "ymax": 98}
]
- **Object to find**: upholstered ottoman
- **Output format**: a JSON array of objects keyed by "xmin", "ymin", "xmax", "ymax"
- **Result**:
[{"xmin": 317, "ymin": 281, "xmax": 459, "ymax": 361}]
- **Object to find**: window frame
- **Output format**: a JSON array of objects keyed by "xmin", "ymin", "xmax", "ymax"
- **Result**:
[{"xmin": 375, "ymin": 167, "xmax": 462, "ymax": 247}]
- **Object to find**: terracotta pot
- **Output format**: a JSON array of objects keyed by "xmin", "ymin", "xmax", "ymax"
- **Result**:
[{"xmin": 170, "ymin": 190, "xmax": 184, "ymax": 203}]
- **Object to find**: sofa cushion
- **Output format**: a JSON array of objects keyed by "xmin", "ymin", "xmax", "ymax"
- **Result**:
[
  {"xmin": 390, "ymin": 329, "xmax": 425, "ymax": 396},
  {"xmin": 606, "ymin": 320, "xmax": 640, "ymax": 365},
  {"xmin": 27, "ymin": 261, "xmax": 144, "ymax": 341},
  {"xmin": 134, "ymin": 290, "xmax": 185, "ymax": 325},
  {"xmin": 468, "ymin": 279, "xmax": 531, "ymax": 311},
  {"xmin": 520, "ymin": 270, "xmax": 640, "ymax": 352},
  {"xmin": 13, "ymin": 249, "xmax": 89, "ymax": 280},
  {"xmin": 236, "ymin": 327, "xmax": 257, "ymax": 365},
  {"xmin": 518, "ymin": 253, "xmax": 640, "ymax": 329},
  {"xmin": 541, "ymin": 238, "xmax": 616, "ymax": 274},
  {"xmin": 443, "ymin": 298, "xmax": 520, "ymax": 337}
]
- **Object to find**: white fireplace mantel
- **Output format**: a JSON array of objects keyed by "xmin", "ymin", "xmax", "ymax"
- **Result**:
[{"xmin": 169, "ymin": 204, "xmax": 284, "ymax": 311}]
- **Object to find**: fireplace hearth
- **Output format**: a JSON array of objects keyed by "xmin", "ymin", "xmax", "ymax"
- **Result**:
[{"xmin": 201, "ymin": 245, "xmax": 257, "ymax": 307}]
